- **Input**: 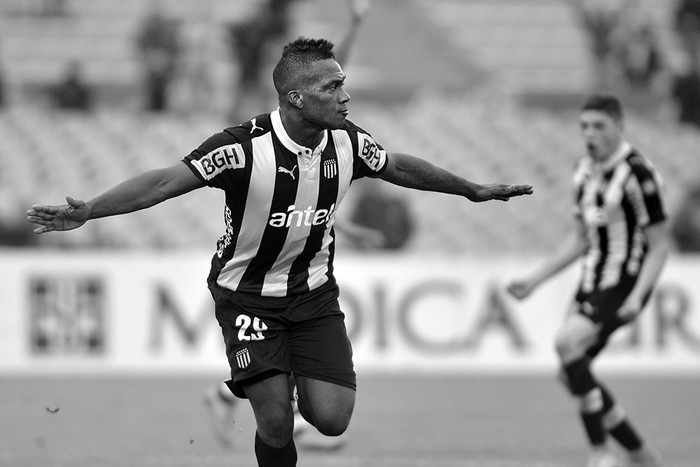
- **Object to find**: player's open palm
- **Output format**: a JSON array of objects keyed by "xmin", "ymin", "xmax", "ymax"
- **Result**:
[
  {"xmin": 475, "ymin": 183, "xmax": 533, "ymax": 202},
  {"xmin": 27, "ymin": 196, "xmax": 90, "ymax": 234}
]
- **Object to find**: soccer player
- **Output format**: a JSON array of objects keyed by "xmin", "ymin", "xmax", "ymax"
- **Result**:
[
  {"xmin": 203, "ymin": 0, "xmax": 376, "ymax": 451},
  {"xmin": 27, "ymin": 37, "xmax": 532, "ymax": 467},
  {"xmin": 507, "ymin": 94, "xmax": 667, "ymax": 467}
]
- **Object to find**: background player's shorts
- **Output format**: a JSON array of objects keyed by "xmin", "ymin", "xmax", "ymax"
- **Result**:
[
  {"xmin": 210, "ymin": 280, "xmax": 356, "ymax": 399},
  {"xmin": 573, "ymin": 279, "xmax": 651, "ymax": 359}
]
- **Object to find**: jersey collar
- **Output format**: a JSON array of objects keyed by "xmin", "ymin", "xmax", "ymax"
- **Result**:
[
  {"xmin": 271, "ymin": 108, "xmax": 328, "ymax": 158},
  {"xmin": 596, "ymin": 140, "xmax": 632, "ymax": 173}
]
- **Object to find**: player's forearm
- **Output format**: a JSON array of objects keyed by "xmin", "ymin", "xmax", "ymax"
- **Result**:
[
  {"xmin": 382, "ymin": 153, "xmax": 483, "ymax": 200},
  {"xmin": 530, "ymin": 230, "xmax": 587, "ymax": 286},
  {"xmin": 86, "ymin": 169, "xmax": 174, "ymax": 219}
]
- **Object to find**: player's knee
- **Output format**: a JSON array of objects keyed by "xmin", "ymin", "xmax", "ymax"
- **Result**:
[
  {"xmin": 255, "ymin": 402, "xmax": 295, "ymax": 442},
  {"xmin": 313, "ymin": 411, "xmax": 351, "ymax": 437},
  {"xmin": 308, "ymin": 402, "xmax": 353, "ymax": 437},
  {"xmin": 554, "ymin": 333, "xmax": 583, "ymax": 362}
]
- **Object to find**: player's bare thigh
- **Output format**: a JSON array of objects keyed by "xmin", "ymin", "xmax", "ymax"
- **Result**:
[
  {"xmin": 295, "ymin": 376, "xmax": 356, "ymax": 437},
  {"xmin": 555, "ymin": 311, "xmax": 601, "ymax": 364}
]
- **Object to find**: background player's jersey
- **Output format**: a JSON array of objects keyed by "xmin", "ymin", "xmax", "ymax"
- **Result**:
[
  {"xmin": 183, "ymin": 109, "xmax": 387, "ymax": 297},
  {"xmin": 572, "ymin": 142, "xmax": 666, "ymax": 293}
]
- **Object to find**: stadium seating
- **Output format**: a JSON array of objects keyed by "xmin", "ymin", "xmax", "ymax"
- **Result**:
[
  {"xmin": 6, "ymin": 93, "xmax": 700, "ymax": 253},
  {"xmin": 3, "ymin": 0, "xmax": 699, "ymax": 253},
  {"xmin": 415, "ymin": 0, "xmax": 677, "ymax": 95}
]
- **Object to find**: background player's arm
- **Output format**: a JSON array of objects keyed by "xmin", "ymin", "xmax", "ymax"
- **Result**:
[
  {"xmin": 618, "ymin": 220, "xmax": 669, "ymax": 320},
  {"xmin": 380, "ymin": 152, "xmax": 532, "ymax": 202},
  {"xmin": 507, "ymin": 219, "xmax": 588, "ymax": 299},
  {"xmin": 334, "ymin": 220, "xmax": 385, "ymax": 248},
  {"xmin": 333, "ymin": 0, "xmax": 371, "ymax": 66},
  {"xmin": 27, "ymin": 162, "xmax": 204, "ymax": 234}
]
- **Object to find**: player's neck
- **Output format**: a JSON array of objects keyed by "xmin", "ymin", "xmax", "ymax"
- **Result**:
[{"xmin": 279, "ymin": 110, "xmax": 324, "ymax": 150}]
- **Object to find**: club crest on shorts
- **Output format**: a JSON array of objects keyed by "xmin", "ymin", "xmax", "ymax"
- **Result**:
[{"xmin": 236, "ymin": 348, "xmax": 251, "ymax": 369}]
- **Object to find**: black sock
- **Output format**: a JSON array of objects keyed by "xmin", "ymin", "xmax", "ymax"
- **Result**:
[
  {"xmin": 609, "ymin": 422, "xmax": 643, "ymax": 451},
  {"xmin": 580, "ymin": 408, "xmax": 607, "ymax": 446},
  {"xmin": 598, "ymin": 382, "xmax": 643, "ymax": 451},
  {"xmin": 563, "ymin": 357, "xmax": 596, "ymax": 396},
  {"xmin": 563, "ymin": 358, "xmax": 606, "ymax": 446},
  {"xmin": 254, "ymin": 431, "xmax": 297, "ymax": 467}
]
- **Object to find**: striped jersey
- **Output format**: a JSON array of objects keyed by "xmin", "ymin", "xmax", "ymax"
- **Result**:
[
  {"xmin": 183, "ymin": 109, "xmax": 388, "ymax": 297},
  {"xmin": 572, "ymin": 141, "xmax": 666, "ymax": 293}
]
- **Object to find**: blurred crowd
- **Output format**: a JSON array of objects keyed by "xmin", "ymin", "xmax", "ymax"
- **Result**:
[
  {"xmin": 3, "ymin": 0, "xmax": 700, "ymax": 251},
  {"xmin": 569, "ymin": 0, "xmax": 700, "ymax": 129},
  {"xmin": 0, "ymin": 0, "xmax": 698, "ymax": 121}
]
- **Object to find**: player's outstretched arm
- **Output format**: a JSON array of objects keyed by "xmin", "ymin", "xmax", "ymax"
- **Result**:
[
  {"xmin": 380, "ymin": 153, "xmax": 533, "ymax": 202},
  {"xmin": 27, "ymin": 162, "xmax": 204, "ymax": 234},
  {"xmin": 334, "ymin": 0, "xmax": 372, "ymax": 66},
  {"xmin": 506, "ymin": 220, "xmax": 588, "ymax": 300}
]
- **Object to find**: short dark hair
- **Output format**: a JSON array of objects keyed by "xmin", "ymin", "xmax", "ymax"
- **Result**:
[
  {"xmin": 272, "ymin": 37, "xmax": 336, "ymax": 96},
  {"xmin": 581, "ymin": 94, "xmax": 624, "ymax": 121}
]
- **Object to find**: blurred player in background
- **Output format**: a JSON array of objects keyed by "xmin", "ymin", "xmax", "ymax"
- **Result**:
[
  {"xmin": 507, "ymin": 94, "xmax": 668, "ymax": 467},
  {"xmin": 27, "ymin": 35, "xmax": 532, "ymax": 467}
]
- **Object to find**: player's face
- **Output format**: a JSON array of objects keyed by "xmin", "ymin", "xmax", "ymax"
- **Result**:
[
  {"xmin": 299, "ymin": 59, "xmax": 350, "ymax": 130},
  {"xmin": 579, "ymin": 110, "xmax": 623, "ymax": 161}
]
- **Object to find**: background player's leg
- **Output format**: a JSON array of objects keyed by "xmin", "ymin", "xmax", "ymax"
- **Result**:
[
  {"xmin": 555, "ymin": 313, "xmax": 616, "ymax": 466},
  {"xmin": 294, "ymin": 376, "xmax": 356, "ymax": 437},
  {"xmin": 598, "ymin": 381, "xmax": 643, "ymax": 450},
  {"xmin": 203, "ymin": 381, "xmax": 238, "ymax": 446},
  {"xmin": 598, "ymin": 375, "xmax": 664, "ymax": 466},
  {"xmin": 244, "ymin": 372, "xmax": 297, "ymax": 467}
]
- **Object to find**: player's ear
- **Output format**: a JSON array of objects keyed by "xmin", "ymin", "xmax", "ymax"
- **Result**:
[{"xmin": 287, "ymin": 90, "xmax": 304, "ymax": 109}]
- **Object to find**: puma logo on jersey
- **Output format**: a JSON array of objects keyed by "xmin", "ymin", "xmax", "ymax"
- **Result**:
[
  {"xmin": 278, "ymin": 165, "xmax": 297, "ymax": 180},
  {"xmin": 250, "ymin": 118, "xmax": 264, "ymax": 134}
]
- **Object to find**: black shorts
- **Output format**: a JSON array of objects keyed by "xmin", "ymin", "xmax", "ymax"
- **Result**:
[
  {"xmin": 210, "ymin": 280, "xmax": 356, "ymax": 399},
  {"xmin": 573, "ymin": 280, "xmax": 651, "ymax": 359}
]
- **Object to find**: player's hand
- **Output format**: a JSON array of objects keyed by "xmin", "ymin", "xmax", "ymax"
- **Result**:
[
  {"xmin": 473, "ymin": 184, "xmax": 533, "ymax": 202},
  {"xmin": 505, "ymin": 279, "xmax": 536, "ymax": 300},
  {"xmin": 617, "ymin": 297, "xmax": 642, "ymax": 323},
  {"xmin": 27, "ymin": 196, "xmax": 90, "ymax": 234}
]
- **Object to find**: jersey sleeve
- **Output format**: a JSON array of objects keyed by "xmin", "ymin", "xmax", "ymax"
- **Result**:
[
  {"xmin": 628, "ymin": 156, "xmax": 667, "ymax": 227},
  {"xmin": 345, "ymin": 121, "xmax": 388, "ymax": 179},
  {"xmin": 182, "ymin": 130, "xmax": 247, "ymax": 190}
]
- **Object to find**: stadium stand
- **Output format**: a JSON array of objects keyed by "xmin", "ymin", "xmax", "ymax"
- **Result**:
[
  {"xmin": 2, "ymin": 0, "xmax": 699, "ymax": 253},
  {"xmin": 4, "ymin": 93, "xmax": 700, "ymax": 253},
  {"xmin": 416, "ymin": 0, "xmax": 677, "ymax": 95}
]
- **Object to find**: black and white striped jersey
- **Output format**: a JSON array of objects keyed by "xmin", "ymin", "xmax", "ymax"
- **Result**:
[
  {"xmin": 572, "ymin": 141, "xmax": 666, "ymax": 293},
  {"xmin": 183, "ymin": 109, "xmax": 387, "ymax": 297}
]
